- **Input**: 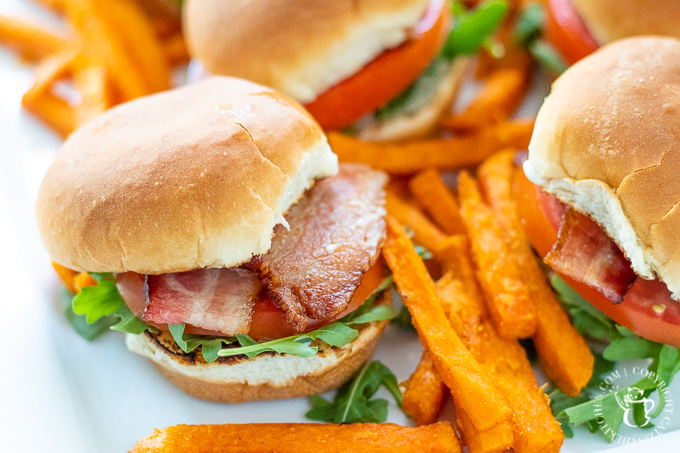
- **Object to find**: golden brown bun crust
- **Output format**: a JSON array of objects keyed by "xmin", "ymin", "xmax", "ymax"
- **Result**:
[
  {"xmin": 36, "ymin": 77, "xmax": 338, "ymax": 274},
  {"xmin": 183, "ymin": 0, "xmax": 429, "ymax": 103},
  {"xmin": 126, "ymin": 293, "xmax": 391, "ymax": 402},
  {"xmin": 529, "ymin": 37, "xmax": 680, "ymax": 298},
  {"xmin": 572, "ymin": 0, "xmax": 680, "ymax": 44}
]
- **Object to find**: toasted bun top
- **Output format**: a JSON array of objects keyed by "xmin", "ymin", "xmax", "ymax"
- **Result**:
[
  {"xmin": 183, "ymin": 0, "xmax": 429, "ymax": 103},
  {"xmin": 572, "ymin": 0, "xmax": 680, "ymax": 44},
  {"xmin": 36, "ymin": 77, "xmax": 338, "ymax": 274},
  {"xmin": 528, "ymin": 37, "xmax": 680, "ymax": 299}
]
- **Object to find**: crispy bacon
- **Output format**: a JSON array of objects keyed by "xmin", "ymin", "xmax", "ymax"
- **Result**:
[
  {"xmin": 143, "ymin": 268, "xmax": 262, "ymax": 335},
  {"xmin": 260, "ymin": 164, "xmax": 388, "ymax": 332},
  {"xmin": 545, "ymin": 207, "xmax": 637, "ymax": 303}
]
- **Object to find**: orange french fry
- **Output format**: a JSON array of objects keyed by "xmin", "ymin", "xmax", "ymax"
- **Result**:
[
  {"xmin": 402, "ymin": 350, "xmax": 448, "ymax": 426},
  {"xmin": 162, "ymin": 33, "xmax": 189, "ymax": 66},
  {"xmin": 382, "ymin": 217, "xmax": 512, "ymax": 431},
  {"xmin": 458, "ymin": 172, "xmax": 536, "ymax": 339},
  {"xmin": 21, "ymin": 50, "xmax": 79, "ymax": 137},
  {"xmin": 327, "ymin": 120, "xmax": 534, "ymax": 174},
  {"xmin": 73, "ymin": 64, "xmax": 111, "ymax": 125},
  {"xmin": 436, "ymin": 265, "xmax": 564, "ymax": 452},
  {"xmin": 456, "ymin": 405, "xmax": 515, "ymax": 453},
  {"xmin": 22, "ymin": 93, "xmax": 76, "ymax": 138},
  {"xmin": 151, "ymin": 17, "xmax": 182, "ymax": 40},
  {"xmin": 441, "ymin": 67, "xmax": 530, "ymax": 132},
  {"xmin": 52, "ymin": 262, "xmax": 79, "ymax": 293},
  {"xmin": 73, "ymin": 271, "xmax": 97, "ymax": 292},
  {"xmin": 408, "ymin": 169, "xmax": 466, "ymax": 235},
  {"xmin": 131, "ymin": 422, "xmax": 462, "ymax": 453},
  {"xmin": 63, "ymin": 0, "xmax": 169, "ymax": 101},
  {"xmin": 0, "ymin": 14, "xmax": 74, "ymax": 61},
  {"xmin": 104, "ymin": 0, "xmax": 170, "ymax": 93},
  {"xmin": 479, "ymin": 151, "xmax": 594, "ymax": 396},
  {"xmin": 385, "ymin": 191, "xmax": 448, "ymax": 253}
]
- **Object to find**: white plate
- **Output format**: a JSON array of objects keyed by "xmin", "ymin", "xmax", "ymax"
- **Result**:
[{"xmin": 1, "ymin": 2, "xmax": 678, "ymax": 451}]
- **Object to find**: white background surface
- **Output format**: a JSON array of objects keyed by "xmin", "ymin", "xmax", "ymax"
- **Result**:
[{"xmin": 1, "ymin": 1, "xmax": 679, "ymax": 451}]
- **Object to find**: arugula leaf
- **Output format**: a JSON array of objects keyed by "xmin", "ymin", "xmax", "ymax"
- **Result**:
[
  {"xmin": 216, "ymin": 276, "xmax": 397, "ymax": 360},
  {"xmin": 62, "ymin": 289, "xmax": 117, "ymax": 341},
  {"xmin": 550, "ymin": 276, "xmax": 680, "ymax": 441},
  {"xmin": 167, "ymin": 323, "xmax": 237, "ymax": 363},
  {"xmin": 513, "ymin": 3, "xmax": 567, "ymax": 75},
  {"xmin": 110, "ymin": 303, "xmax": 152, "ymax": 335},
  {"xmin": 306, "ymin": 360, "xmax": 402, "ymax": 424},
  {"xmin": 528, "ymin": 40, "xmax": 567, "ymax": 75},
  {"xmin": 374, "ymin": 58, "xmax": 451, "ymax": 121},
  {"xmin": 391, "ymin": 304, "xmax": 417, "ymax": 332},
  {"xmin": 442, "ymin": 0, "xmax": 509, "ymax": 59},
  {"xmin": 514, "ymin": 2, "xmax": 543, "ymax": 46},
  {"xmin": 72, "ymin": 275, "xmax": 124, "ymax": 323},
  {"xmin": 65, "ymin": 273, "xmax": 154, "ymax": 341},
  {"xmin": 551, "ymin": 275, "xmax": 613, "ymax": 339}
]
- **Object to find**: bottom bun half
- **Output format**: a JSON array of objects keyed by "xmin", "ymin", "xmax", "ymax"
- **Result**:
[{"xmin": 126, "ymin": 292, "xmax": 391, "ymax": 403}]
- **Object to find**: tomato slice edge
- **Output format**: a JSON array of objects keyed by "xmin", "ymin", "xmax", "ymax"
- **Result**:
[{"xmin": 512, "ymin": 167, "xmax": 680, "ymax": 347}]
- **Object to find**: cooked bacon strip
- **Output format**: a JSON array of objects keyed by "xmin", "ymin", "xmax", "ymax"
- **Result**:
[
  {"xmin": 143, "ymin": 268, "xmax": 262, "ymax": 335},
  {"xmin": 260, "ymin": 164, "xmax": 388, "ymax": 332},
  {"xmin": 545, "ymin": 208, "xmax": 636, "ymax": 303}
]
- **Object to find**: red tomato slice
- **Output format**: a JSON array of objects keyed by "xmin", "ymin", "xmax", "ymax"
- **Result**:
[
  {"xmin": 512, "ymin": 167, "xmax": 680, "ymax": 347},
  {"xmin": 304, "ymin": 0, "xmax": 449, "ymax": 131},
  {"xmin": 545, "ymin": 0, "xmax": 600, "ymax": 65},
  {"xmin": 248, "ymin": 259, "xmax": 387, "ymax": 340}
]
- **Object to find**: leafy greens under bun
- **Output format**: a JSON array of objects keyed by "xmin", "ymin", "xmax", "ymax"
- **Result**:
[
  {"xmin": 570, "ymin": 0, "xmax": 680, "ymax": 44},
  {"xmin": 126, "ymin": 293, "xmax": 391, "ymax": 403},
  {"xmin": 528, "ymin": 36, "xmax": 680, "ymax": 299},
  {"xmin": 183, "ymin": 0, "xmax": 429, "ymax": 103},
  {"xmin": 36, "ymin": 76, "xmax": 338, "ymax": 275}
]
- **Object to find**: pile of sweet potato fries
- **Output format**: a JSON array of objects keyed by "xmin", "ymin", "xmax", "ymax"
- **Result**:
[
  {"xmin": 384, "ymin": 150, "xmax": 595, "ymax": 452},
  {"xmin": 0, "ymin": 0, "xmax": 186, "ymax": 137}
]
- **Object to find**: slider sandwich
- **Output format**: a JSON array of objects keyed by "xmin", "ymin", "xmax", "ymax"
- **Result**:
[
  {"xmin": 183, "ymin": 0, "xmax": 495, "ymax": 141},
  {"xmin": 36, "ymin": 77, "xmax": 393, "ymax": 402},
  {"xmin": 545, "ymin": 0, "xmax": 680, "ymax": 64},
  {"xmin": 520, "ymin": 36, "xmax": 680, "ymax": 346}
]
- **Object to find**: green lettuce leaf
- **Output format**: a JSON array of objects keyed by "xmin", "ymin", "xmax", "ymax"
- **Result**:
[
  {"xmin": 374, "ymin": 58, "xmax": 451, "ymax": 121},
  {"xmin": 306, "ymin": 360, "xmax": 402, "ymax": 424},
  {"xmin": 442, "ymin": 0, "xmax": 509, "ymax": 59},
  {"xmin": 72, "ymin": 275, "xmax": 124, "ymax": 323},
  {"xmin": 66, "ymin": 273, "xmax": 154, "ymax": 340},
  {"xmin": 514, "ymin": 2, "xmax": 567, "ymax": 74},
  {"xmin": 215, "ymin": 276, "xmax": 397, "ymax": 360},
  {"xmin": 167, "ymin": 323, "xmax": 236, "ymax": 363},
  {"xmin": 550, "ymin": 276, "xmax": 680, "ymax": 441}
]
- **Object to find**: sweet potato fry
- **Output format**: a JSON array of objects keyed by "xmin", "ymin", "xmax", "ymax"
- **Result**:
[
  {"xmin": 131, "ymin": 422, "xmax": 462, "ymax": 453},
  {"xmin": 383, "ymin": 217, "xmax": 512, "ymax": 431},
  {"xmin": 385, "ymin": 191, "xmax": 448, "ymax": 252},
  {"xmin": 327, "ymin": 120, "xmax": 534, "ymax": 174},
  {"xmin": 62, "ymin": 0, "xmax": 168, "ymax": 101},
  {"xmin": 408, "ymin": 169, "xmax": 466, "ymax": 235},
  {"xmin": 456, "ymin": 404, "xmax": 515, "ymax": 453},
  {"xmin": 52, "ymin": 262, "xmax": 79, "ymax": 293},
  {"xmin": 402, "ymin": 350, "xmax": 447, "ymax": 426},
  {"xmin": 162, "ymin": 33, "xmax": 189, "ymax": 66},
  {"xmin": 0, "ymin": 14, "xmax": 73, "ymax": 61},
  {"xmin": 22, "ymin": 93, "xmax": 75, "ymax": 138},
  {"xmin": 104, "ymin": 0, "xmax": 170, "ymax": 92},
  {"xmin": 458, "ymin": 172, "xmax": 536, "ymax": 338},
  {"xmin": 436, "ymin": 256, "xmax": 564, "ymax": 453},
  {"xmin": 441, "ymin": 67, "xmax": 530, "ymax": 131},
  {"xmin": 73, "ymin": 65, "xmax": 110, "ymax": 125},
  {"xmin": 21, "ymin": 50, "xmax": 79, "ymax": 137},
  {"xmin": 479, "ymin": 152, "xmax": 593, "ymax": 396}
]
